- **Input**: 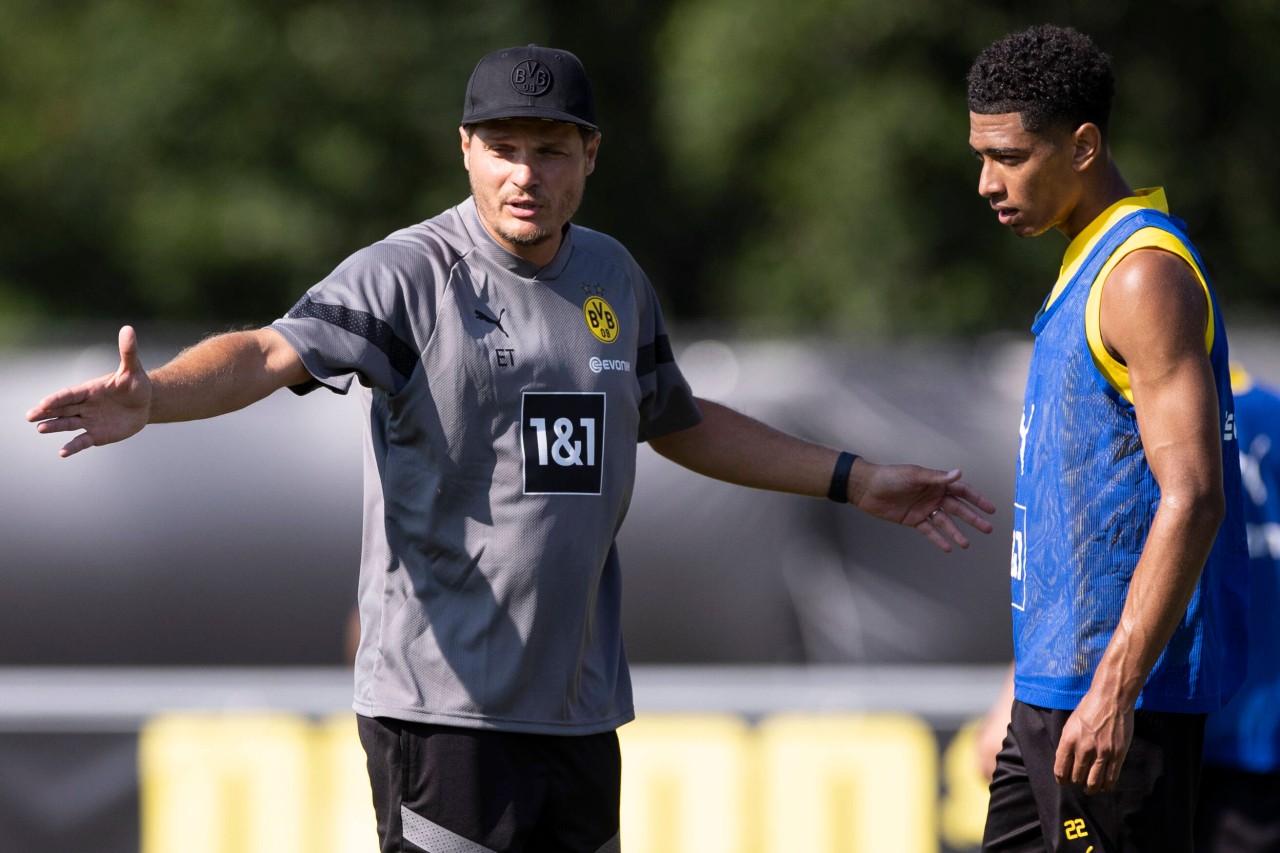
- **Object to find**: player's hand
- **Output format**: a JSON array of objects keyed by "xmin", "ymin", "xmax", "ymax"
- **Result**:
[
  {"xmin": 1053, "ymin": 690, "xmax": 1134, "ymax": 794},
  {"xmin": 26, "ymin": 325, "xmax": 153, "ymax": 457},
  {"xmin": 851, "ymin": 464, "xmax": 997, "ymax": 552}
]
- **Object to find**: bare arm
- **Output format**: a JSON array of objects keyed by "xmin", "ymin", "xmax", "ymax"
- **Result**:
[
  {"xmin": 648, "ymin": 397, "xmax": 996, "ymax": 552},
  {"xmin": 146, "ymin": 327, "xmax": 311, "ymax": 422},
  {"xmin": 27, "ymin": 325, "xmax": 310, "ymax": 457},
  {"xmin": 1055, "ymin": 248, "xmax": 1225, "ymax": 794}
]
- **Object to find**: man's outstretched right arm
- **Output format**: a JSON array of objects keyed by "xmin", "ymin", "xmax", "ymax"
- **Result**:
[{"xmin": 26, "ymin": 325, "xmax": 310, "ymax": 458}]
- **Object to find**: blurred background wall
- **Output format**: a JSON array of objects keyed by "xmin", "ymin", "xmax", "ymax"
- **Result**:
[{"xmin": 5, "ymin": 330, "xmax": 1279, "ymax": 669}]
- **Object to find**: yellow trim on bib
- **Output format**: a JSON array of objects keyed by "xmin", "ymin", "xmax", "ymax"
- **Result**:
[{"xmin": 1046, "ymin": 188, "xmax": 1213, "ymax": 405}]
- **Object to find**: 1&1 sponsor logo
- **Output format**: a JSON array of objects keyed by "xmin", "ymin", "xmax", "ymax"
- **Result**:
[{"xmin": 521, "ymin": 392, "xmax": 606, "ymax": 495}]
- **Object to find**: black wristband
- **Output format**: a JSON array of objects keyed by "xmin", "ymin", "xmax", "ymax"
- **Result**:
[{"xmin": 827, "ymin": 451, "xmax": 859, "ymax": 503}]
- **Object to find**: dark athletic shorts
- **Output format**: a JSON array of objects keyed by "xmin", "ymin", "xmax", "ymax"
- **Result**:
[
  {"xmin": 357, "ymin": 715, "xmax": 622, "ymax": 853},
  {"xmin": 1194, "ymin": 765, "xmax": 1280, "ymax": 853},
  {"xmin": 982, "ymin": 700, "xmax": 1205, "ymax": 852}
]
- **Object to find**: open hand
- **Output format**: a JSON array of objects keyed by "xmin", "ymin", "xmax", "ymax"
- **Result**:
[
  {"xmin": 26, "ymin": 325, "xmax": 153, "ymax": 457},
  {"xmin": 852, "ymin": 464, "xmax": 997, "ymax": 552}
]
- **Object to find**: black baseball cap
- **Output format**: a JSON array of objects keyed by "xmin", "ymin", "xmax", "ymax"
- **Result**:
[{"xmin": 462, "ymin": 45, "xmax": 597, "ymax": 130}]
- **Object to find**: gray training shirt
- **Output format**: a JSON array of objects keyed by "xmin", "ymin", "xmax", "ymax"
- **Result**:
[{"xmin": 271, "ymin": 196, "xmax": 702, "ymax": 735}]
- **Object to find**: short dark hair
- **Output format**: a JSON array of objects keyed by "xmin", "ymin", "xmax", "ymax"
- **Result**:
[
  {"xmin": 462, "ymin": 121, "xmax": 600, "ymax": 146},
  {"xmin": 967, "ymin": 25, "xmax": 1115, "ymax": 138}
]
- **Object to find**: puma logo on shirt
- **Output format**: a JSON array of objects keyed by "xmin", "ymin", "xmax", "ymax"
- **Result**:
[{"xmin": 475, "ymin": 308, "xmax": 509, "ymax": 337}]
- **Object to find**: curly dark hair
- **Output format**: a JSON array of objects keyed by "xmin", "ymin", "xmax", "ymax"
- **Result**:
[{"xmin": 967, "ymin": 24, "xmax": 1115, "ymax": 138}]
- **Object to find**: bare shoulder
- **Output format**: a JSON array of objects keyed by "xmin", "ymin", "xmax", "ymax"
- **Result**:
[{"xmin": 1100, "ymin": 248, "xmax": 1208, "ymax": 364}]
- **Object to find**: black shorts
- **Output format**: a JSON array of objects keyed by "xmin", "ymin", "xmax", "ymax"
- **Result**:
[
  {"xmin": 357, "ymin": 715, "xmax": 622, "ymax": 853},
  {"xmin": 982, "ymin": 700, "xmax": 1205, "ymax": 852},
  {"xmin": 1194, "ymin": 764, "xmax": 1280, "ymax": 853}
]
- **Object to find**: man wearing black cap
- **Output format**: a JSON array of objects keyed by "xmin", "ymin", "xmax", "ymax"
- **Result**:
[
  {"xmin": 458, "ymin": 46, "xmax": 602, "ymax": 270},
  {"xmin": 27, "ymin": 44, "xmax": 996, "ymax": 852}
]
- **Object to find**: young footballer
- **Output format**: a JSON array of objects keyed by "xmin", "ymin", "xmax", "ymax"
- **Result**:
[{"xmin": 968, "ymin": 25, "xmax": 1248, "ymax": 852}]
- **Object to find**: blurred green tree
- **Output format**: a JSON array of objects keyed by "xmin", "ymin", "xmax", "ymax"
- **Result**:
[
  {"xmin": 2, "ymin": 0, "xmax": 1278, "ymax": 338},
  {"xmin": 652, "ymin": 0, "xmax": 1280, "ymax": 335},
  {"xmin": 0, "ymin": 0, "xmax": 543, "ymax": 328}
]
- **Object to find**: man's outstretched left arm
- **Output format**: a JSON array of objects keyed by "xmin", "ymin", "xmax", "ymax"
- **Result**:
[{"xmin": 648, "ymin": 397, "xmax": 997, "ymax": 552}]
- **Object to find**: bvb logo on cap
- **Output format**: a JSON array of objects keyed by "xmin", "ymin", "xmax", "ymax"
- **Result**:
[{"xmin": 511, "ymin": 60, "xmax": 552, "ymax": 96}]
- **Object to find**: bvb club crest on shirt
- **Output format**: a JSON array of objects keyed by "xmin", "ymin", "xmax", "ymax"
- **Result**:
[{"xmin": 582, "ymin": 286, "xmax": 618, "ymax": 344}]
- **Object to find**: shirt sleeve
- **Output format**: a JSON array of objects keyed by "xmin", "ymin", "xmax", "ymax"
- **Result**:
[
  {"xmin": 270, "ymin": 237, "xmax": 435, "ymax": 396},
  {"xmin": 634, "ymin": 271, "xmax": 702, "ymax": 442}
]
